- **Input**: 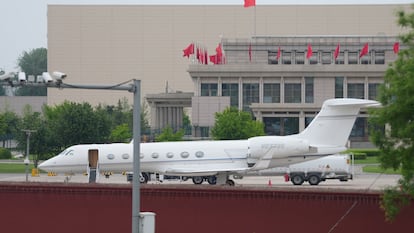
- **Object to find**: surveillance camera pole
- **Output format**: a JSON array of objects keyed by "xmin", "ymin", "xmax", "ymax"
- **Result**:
[
  {"xmin": 21, "ymin": 129, "xmax": 36, "ymax": 182},
  {"xmin": 2, "ymin": 78, "xmax": 142, "ymax": 233}
]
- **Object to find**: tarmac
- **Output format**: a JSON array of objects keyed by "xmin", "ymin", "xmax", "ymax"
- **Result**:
[{"xmin": 0, "ymin": 165, "xmax": 402, "ymax": 192}]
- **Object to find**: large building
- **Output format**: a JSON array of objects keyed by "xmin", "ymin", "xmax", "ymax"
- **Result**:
[{"xmin": 47, "ymin": 4, "xmax": 410, "ymax": 144}]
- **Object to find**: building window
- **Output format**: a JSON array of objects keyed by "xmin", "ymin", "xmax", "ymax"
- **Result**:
[
  {"xmin": 322, "ymin": 52, "xmax": 331, "ymax": 64},
  {"xmin": 200, "ymin": 127, "xmax": 210, "ymax": 137},
  {"xmin": 284, "ymin": 83, "xmax": 301, "ymax": 103},
  {"xmin": 201, "ymin": 83, "xmax": 217, "ymax": 96},
  {"xmin": 263, "ymin": 117, "xmax": 299, "ymax": 136},
  {"xmin": 268, "ymin": 51, "xmax": 279, "ymax": 64},
  {"xmin": 309, "ymin": 52, "xmax": 318, "ymax": 64},
  {"xmin": 350, "ymin": 117, "xmax": 366, "ymax": 138},
  {"xmin": 335, "ymin": 77, "xmax": 344, "ymax": 98},
  {"xmin": 368, "ymin": 83, "xmax": 380, "ymax": 100},
  {"xmin": 282, "ymin": 52, "xmax": 292, "ymax": 64},
  {"xmin": 335, "ymin": 52, "xmax": 345, "ymax": 64},
  {"xmin": 242, "ymin": 83, "xmax": 259, "ymax": 111},
  {"xmin": 305, "ymin": 77, "xmax": 314, "ymax": 103},
  {"xmin": 348, "ymin": 52, "xmax": 358, "ymax": 64},
  {"xmin": 361, "ymin": 52, "xmax": 371, "ymax": 64},
  {"xmin": 374, "ymin": 51, "xmax": 385, "ymax": 64},
  {"xmin": 347, "ymin": 83, "xmax": 365, "ymax": 99},
  {"xmin": 295, "ymin": 52, "xmax": 305, "ymax": 64},
  {"xmin": 263, "ymin": 83, "xmax": 280, "ymax": 103},
  {"xmin": 222, "ymin": 83, "xmax": 239, "ymax": 107}
]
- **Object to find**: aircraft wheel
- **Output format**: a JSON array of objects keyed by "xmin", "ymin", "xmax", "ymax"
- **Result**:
[
  {"xmin": 192, "ymin": 176, "xmax": 204, "ymax": 185},
  {"xmin": 207, "ymin": 176, "xmax": 217, "ymax": 185},
  {"xmin": 290, "ymin": 174, "xmax": 305, "ymax": 185},
  {"xmin": 139, "ymin": 173, "xmax": 149, "ymax": 183},
  {"xmin": 226, "ymin": 179, "xmax": 235, "ymax": 186},
  {"xmin": 308, "ymin": 174, "xmax": 321, "ymax": 185}
]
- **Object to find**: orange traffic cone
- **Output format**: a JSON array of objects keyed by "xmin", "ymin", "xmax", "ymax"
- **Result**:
[{"xmin": 268, "ymin": 179, "xmax": 272, "ymax": 186}]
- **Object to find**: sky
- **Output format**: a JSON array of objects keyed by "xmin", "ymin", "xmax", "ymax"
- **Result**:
[{"xmin": 1, "ymin": 0, "xmax": 413, "ymax": 72}]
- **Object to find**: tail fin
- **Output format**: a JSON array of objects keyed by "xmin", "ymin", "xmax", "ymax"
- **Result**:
[{"xmin": 297, "ymin": 98, "xmax": 379, "ymax": 148}]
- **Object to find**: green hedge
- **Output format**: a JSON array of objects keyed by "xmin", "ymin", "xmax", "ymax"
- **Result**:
[
  {"xmin": 353, "ymin": 152, "xmax": 367, "ymax": 160},
  {"xmin": 346, "ymin": 148, "xmax": 380, "ymax": 157},
  {"xmin": 0, "ymin": 148, "xmax": 12, "ymax": 159}
]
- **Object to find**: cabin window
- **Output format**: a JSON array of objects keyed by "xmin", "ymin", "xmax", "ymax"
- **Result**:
[
  {"xmin": 151, "ymin": 152, "xmax": 159, "ymax": 159},
  {"xmin": 122, "ymin": 154, "xmax": 129, "ymax": 159},
  {"xmin": 107, "ymin": 154, "xmax": 115, "ymax": 160},
  {"xmin": 140, "ymin": 153, "xmax": 144, "ymax": 159},
  {"xmin": 195, "ymin": 151, "xmax": 204, "ymax": 158},
  {"xmin": 181, "ymin": 151, "xmax": 190, "ymax": 158},
  {"xmin": 166, "ymin": 152, "xmax": 174, "ymax": 158}
]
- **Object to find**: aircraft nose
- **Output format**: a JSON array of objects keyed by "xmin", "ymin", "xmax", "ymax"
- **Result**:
[{"xmin": 38, "ymin": 159, "xmax": 55, "ymax": 172}]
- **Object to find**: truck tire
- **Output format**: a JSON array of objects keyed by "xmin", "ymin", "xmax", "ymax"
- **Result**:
[
  {"xmin": 291, "ymin": 174, "xmax": 305, "ymax": 185},
  {"xmin": 308, "ymin": 174, "xmax": 321, "ymax": 185},
  {"xmin": 207, "ymin": 176, "xmax": 217, "ymax": 185},
  {"xmin": 192, "ymin": 176, "xmax": 204, "ymax": 184},
  {"xmin": 139, "ymin": 173, "xmax": 149, "ymax": 183}
]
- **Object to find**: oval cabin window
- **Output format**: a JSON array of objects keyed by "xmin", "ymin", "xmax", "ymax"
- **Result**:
[
  {"xmin": 195, "ymin": 151, "xmax": 204, "ymax": 158},
  {"xmin": 151, "ymin": 152, "xmax": 159, "ymax": 159},
  {"xmin": 140, "ymin": 153, "xmax": 144, "ymax": 159},
  {"xmin": 122, "ymin": 153, "xmax": 130, "ymax": 160},
  {"xmin": 166, "ymin": 152, "xmax": 174, "ymax": 158},
  {"xmin": 107, "ymin": 154, "xmax": 115, "ymax": 160},
  {"xmin": 180, "ymin": 151, "xmax": 190, "ymax": 158}
]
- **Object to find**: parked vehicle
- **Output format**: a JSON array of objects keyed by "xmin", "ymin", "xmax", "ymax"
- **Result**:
[{"xmin": 236, "ymin": 154, "xmax": 354, "ymax": 185}]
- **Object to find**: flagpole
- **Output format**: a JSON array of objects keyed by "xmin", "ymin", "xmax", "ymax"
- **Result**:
[{"xmin": 254, "ymin": 5, "xmax": 256, "ymax": 36}]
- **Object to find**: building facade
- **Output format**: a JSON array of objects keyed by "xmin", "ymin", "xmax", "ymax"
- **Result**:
[{"xmin": 189, "ymin": 36, "xmax": 398, "ymax": 146}]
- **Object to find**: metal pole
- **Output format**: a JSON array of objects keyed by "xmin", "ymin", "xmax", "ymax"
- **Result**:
[
  {"xmin": 22, "ymin": 129, "xmax": 36, "ymax": 182},
  {"xmin": 132, "ymin": 80, "xmax": 141, "ymax": 233}
]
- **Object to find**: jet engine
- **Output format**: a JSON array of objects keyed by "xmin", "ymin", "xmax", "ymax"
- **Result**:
[{"xmin": 247, "ymin": 136, "xmax": 311, "ymax": 160}]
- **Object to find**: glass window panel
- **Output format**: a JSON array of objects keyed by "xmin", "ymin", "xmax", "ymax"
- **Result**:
[
  {"xmin": 335, "ymin": 77, "xmax": 344, "ymax": 98},
  {"xmin": 222, "ymin": 83, "xmax": 239, "ymax": 107},
  {"xmin": 263, "ymin": 83, "xmax": 280, "ymax": 103},
  {"xmin": 347, "ymin": 83, "xmax": 364, "ymax": 99},
  {"xmin": 284, "ymin": 83, "xmax": 301, "ymax": 103},
  {"xmin": 305, "ymin": 77, "xmax": 314, "ymax": 103},
  {"xmin": 201, "ymin": 83, "xmax": 217, "ymax": 96},
  {"xmin": 242, "ymin": 83, "xmax": 259, "ymax": 111}
]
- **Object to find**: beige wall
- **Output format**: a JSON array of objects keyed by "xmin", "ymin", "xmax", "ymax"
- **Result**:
[{"xmin": 47, "ymin": 4, "xmax": 409, "ymax": 106}]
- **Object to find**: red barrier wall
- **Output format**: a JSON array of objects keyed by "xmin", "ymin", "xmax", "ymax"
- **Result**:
[{"xmin": 1, "ymin": 183, "xmax": 413, "ymax": 233}]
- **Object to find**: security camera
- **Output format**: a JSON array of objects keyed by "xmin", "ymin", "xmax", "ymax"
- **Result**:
[
  {"xmin": 42, "ymin": 72, "xmax": 54, "ymax": 83},
  {"xmin": 18, "ymin": 72, "xmax": 26, "ymax": 83},
  {"xmin": 52, "ymin": 71, "xmax": 67, "ymax": 80}
]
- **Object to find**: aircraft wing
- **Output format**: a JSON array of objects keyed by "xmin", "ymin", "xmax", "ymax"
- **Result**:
[{"xmin": 163, "ymin": 163, "xmax": 250, "ymax": 176}]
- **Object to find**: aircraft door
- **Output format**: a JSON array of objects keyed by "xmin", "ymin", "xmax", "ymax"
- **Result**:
[{"xmin": 88, "ymin": 149, "xmax": 99, "ymax": 183}]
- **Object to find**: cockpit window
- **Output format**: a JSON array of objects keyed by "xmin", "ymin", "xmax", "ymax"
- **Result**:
[{"xmin": 64, "ymin": 150, "xmax": 74, "ymax": 156}]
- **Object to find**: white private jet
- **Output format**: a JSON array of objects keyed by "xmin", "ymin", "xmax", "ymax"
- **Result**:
[{"xmin": 38, "ymin": 98, "xmax": 379, "ymax": 185}]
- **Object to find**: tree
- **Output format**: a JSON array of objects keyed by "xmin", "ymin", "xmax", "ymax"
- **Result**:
[
  {"xmin": 15, "ymin": 105, "xmax": 50, "ymax": 167},
  {"xmin": 0, "ymin": 111, "xmax": 21, "ymax": 148},
  {"xmin": 211, "ymin": 107, "xmax": 265, "ymax": 140},
  {"xmin": 16, "ymin": 47, "xmax": 47, "ymax": 96},
  {"xmin": 110, "ymin": 123, "xmax": 132, "ymax": 143},
  {"xmin": 155, "ymin": 125, "xmax": 184, "ymax": 142},
  {"xmin": 369, "ymin": 7, "xmax": 414, "ymax": 221}
]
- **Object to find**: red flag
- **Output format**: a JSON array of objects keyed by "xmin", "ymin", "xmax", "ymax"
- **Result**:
[
  {"xmin": 359, "ymin": 43, "xmax": 369, "ymax": 58},
  {"xmin": 196, "ymin": 47, "xmax": 201, "ymax": 61},
  {"xmin": 204, "ymin": 50, "xmax": 208, "ymax": 64},
  {"xmin": 244, "ymin": 0, "xmax": 256, "ymax": 8},
  {"xmin": 209, "ymin": 54, "xmax": 218, "ymax": 64},
  {"xmin": 276, "ymin": 47, "xmax": 281, "ymax": 61},
  {"xmin": 183, "ymin": 43, "xmax": 194, "ymax": 58},
  {"xmin": 248, "ymin": 44, "xmax": 252, "ymax": 62},
  {"xmin": 334, "ymin": 43, "xmax": 340, "ymax": 60},
  {"xmin": 216, "ymin": 43, "xmax": 223, "ymax": 56},
  {"xmin": 306, "ymin": 44, "xmax": 313, "ymax": 59},
  {"xmin": 393, "ymin": 42, "xmax": 400, "ymax": 54}
]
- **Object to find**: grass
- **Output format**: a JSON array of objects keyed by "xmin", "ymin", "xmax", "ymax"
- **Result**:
[
  {"xmin": 353, "ymin": 156, "xmax": 380, "ymax": 164},
  {"xmin": 0, "ymin": 163, "xmax": 38, "ymax": 173},
  {"xmin": 362, "ymin": 165, "xmax": 402, "ymax": 175}
]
